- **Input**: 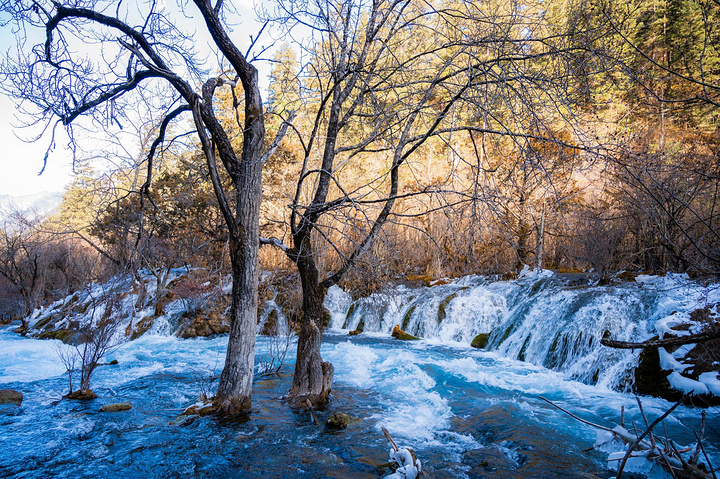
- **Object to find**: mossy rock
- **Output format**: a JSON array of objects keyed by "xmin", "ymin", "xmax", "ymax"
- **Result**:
[
  {"xmin": 391, "ymin": 325, "xmax": 419, "ymax": 341},
  {"xmin": 38, "ymin": 329, "xmax": 74, "ymax": 343},
  {"xmin": 181, "ymin": 402, "xmax": 218, "ymax": 417},
  {"xmin": 65, "ymin": 389, "xmax": 98, "ymax": 401},
  {"xmin": 325, "ymin": 412, "xmax": 358, "ymax": 430},
  {"xmin": 0, "ymin": 389, "xmax": 23, "ymax": 405},
  {"xmin": 180, "ymin": 314, "xmax": 230, "ymax": 339},
  {"xmin": 33, "ymin": 315, "xmax": 55, "ymax": 330},
  {"xmin": 345, "ymin": 303, "xmax": 357, "ymax": 321},
  {"xmin": 401, "ymin": 305, "xmax": 416, "ymax": 331},
  {"xmin": 100, "ymin": 402, "xmax": 132, "ymax": 412},
  {"xmin": 348, "ymin": 329, "xmax": 362, "ymax": 336},
  {"xmin": 260, "ymin": 309, "xmax": 279, "ymax": 336},
  {"xmin": 517, "ymin": 334, "xmax": 532, "ymax": 362},
  {"xmin": 376, "ymin": 462, "xmax": 399, "ymax": 476},
  {"xmin": 438, "ymin": 293, "xmax": 457, "ymax": 323},
  {"xmin": 130, "ymin": 316, "xmax": 155, "ymax": 340},
  {"xmin": 471, "ymin": 333, "xmax": 489, "ymax": 349}
]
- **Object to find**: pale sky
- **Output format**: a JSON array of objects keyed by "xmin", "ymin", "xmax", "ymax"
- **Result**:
[
  {"xmin": 0, "ymin": 0, "xmax": 272, "ymax": 198},
  {"xmin": 0, "ymin": 95, "xmax": 74, "ymax": 197}
]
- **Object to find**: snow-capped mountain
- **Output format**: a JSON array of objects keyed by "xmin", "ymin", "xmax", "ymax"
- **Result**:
[{"xmin": 0, "ymin": 191, "xmax": 63, "ymax": 223}]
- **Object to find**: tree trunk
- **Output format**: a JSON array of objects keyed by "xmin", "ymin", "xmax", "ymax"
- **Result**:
[
  {"xmin": 288, "ymin": 250, "xmax": 334, "ymax": 407},
  {"xmin": 213, "ymin": 234, "xmax": 260, "ymax": 415},
  {"xmin": 212, "ymin": 76, "xmax": 264, "ymax": 416}
]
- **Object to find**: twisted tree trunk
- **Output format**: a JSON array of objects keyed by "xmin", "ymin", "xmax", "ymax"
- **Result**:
[{"xmin": 288, "ymin": 245, "xmax": 334, "ymax": 407}]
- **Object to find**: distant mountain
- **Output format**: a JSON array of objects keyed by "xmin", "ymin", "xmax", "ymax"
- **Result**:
[{"xmin": 0, "ymin": 191, "xmax": 64, "ymax": 223}]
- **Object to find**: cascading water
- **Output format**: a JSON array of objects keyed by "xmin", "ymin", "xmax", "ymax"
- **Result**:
[
  {"xmin": 1, "ymin": 271, "xmax": 718, "ymax": 478},
  {"xmin": 333, "ymin": 272, "xmax": 720, "ymax": 391}
]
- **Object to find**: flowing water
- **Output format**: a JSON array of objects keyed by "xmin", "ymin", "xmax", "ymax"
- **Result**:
[{"xmin": 1, "ymin": 273, "xmax": 719, "ymax": 478}]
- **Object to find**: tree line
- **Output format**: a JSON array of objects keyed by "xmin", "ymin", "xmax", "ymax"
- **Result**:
[{"xmin": 0, "ymin": 0, "xmax": 718, "ymax": 415}]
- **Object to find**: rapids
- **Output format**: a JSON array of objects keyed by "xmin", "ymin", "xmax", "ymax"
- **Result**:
[{"xmin": 1, "ymin": 272, "xmax": 719, "ymax": 478}]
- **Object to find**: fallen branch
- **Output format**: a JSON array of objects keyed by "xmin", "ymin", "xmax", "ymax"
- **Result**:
[
  {"xmin": 601, "ymin": 330, "xmax": 720, "ymax": 349},
  {"xmin": 540, "ymin": 394, "xmax": 713, "ymax": 479},
  {"xmin": 539, "ymin": 396, "xmax": 614, "ymax": 432},
  {"xmin": 615, "ymin": 394, "xmax": 688, "ymax": 478},
  {"xmin": 382, "ymin": 426, "xmax": 399, "ymax": 452}
]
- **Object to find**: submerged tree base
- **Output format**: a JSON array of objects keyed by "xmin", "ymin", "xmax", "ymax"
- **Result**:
[
  {"xmin": 180, "ymin": 395, "xmax": 253, "ymax": 422},
  {"xmin": 288, "ymin": 361, "xmax": 334, "ymax": 409},
  {"xmin": 212, "ymin": 395, "xmax": 252, "ymax": 417}
]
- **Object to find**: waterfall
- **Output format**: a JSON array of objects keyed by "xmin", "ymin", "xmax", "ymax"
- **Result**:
[{"xmin": 327, "ymin": 272, "xmax": 717, "ymax": 391}]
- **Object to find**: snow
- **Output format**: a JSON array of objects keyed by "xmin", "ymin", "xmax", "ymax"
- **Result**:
[
  {"xmin": 517, "ymin": 265, "xmax": 554, "ymax": 279},
  {"xmin": 698, "ymin": 372, "xmax": 720, "ymax": 395},
  {"xmin": 658, "ymin": 348, "xmax": 688, "ymax": 372},
  {"xmin": 655, "ymin": 313, "xmax": 691, "ymax": 338},
  {"xmin": 667, "ymin": 371, "xmax": 709, "ymax": 395},
  {"xmin": 384, "ymin": 447, "xmax": 422, "ymax": 479}
]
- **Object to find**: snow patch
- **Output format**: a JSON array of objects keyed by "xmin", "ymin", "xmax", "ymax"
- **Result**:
[{"xmin": 667, "ymin": 371, "xmax": 709, "ymax": 395}]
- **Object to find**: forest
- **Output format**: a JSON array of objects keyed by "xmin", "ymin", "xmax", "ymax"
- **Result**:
[{"xmin": 0, "ymin": 0, "xmax": 719, "ymax": 478}]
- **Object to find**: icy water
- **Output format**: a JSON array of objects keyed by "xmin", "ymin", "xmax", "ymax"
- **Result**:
[{"xmin": 1, "ymin": 326, "xmax": 717, "ymax": 478}]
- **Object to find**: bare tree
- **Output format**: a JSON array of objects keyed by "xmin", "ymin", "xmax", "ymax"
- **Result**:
[
  {"xmin": 257, "ymin": 0, "xmax": 596, "ymax": 405},
  {"xmin": 56, "ymin": 283, "xmax": 123, "ymax": 399},
  {"xmin": 0, "ymin": 0, "xmax": 289, "ymax": 416}
]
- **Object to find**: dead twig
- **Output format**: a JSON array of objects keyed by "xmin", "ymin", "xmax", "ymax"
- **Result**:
[{"xmin": 305, "ymin": 399, "xmax": 320, "ymax": 426}]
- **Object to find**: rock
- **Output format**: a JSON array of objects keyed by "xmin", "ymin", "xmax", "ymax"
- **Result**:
[
  {"xmin": 37, "ymin": 329, "xmax": 74, "ymax": 343},
  {"xmin": 129, "ymin": 316, "xmax": 155, "ymax": 340},
  {"xmin": 634, "ymin": 335, "xmax": 720, "ymax": 407},
  {"xmin": 108, "ymin": 359, "xmax": 119, "ymax": 365},
  {"xmin": 0, "ymin": 389, "xmax": 23, "ymax": 406},
  {"xmin": 180, "ymin": 310, "xmax": 230, "ymax": 339},
  {"xmin": 325, "ymin": 412, "xmax": 358, "ymax": 429},
  {"xmin": 100, "ymin": 402, "xmax": 132, "ymax": 412},
  {"xmin": 376, "ymin": 462, "xmax": 399, "ymax": 476},
  {"xmin": 260, "ymin": 309, "xmax": 279, "ymax": 336},
  {"xmin": 65, "ymin": 389, "xmax": 98, "ymax": 400},
  {"xmin": 391, "ymin": 325, "xmax": 419, "ymax": 341},
  {"xmin": 348, "ymin": 329, "xmax": 362, "ymax": 336},
  {"xmin": 471, "ymin": 333, "xmax": 490, "ymax": 349}
]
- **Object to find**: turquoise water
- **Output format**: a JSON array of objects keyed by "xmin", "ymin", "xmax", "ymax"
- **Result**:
[{"xmin": 1, "ymin": 326, "xmax": 716, "ymax": 478}]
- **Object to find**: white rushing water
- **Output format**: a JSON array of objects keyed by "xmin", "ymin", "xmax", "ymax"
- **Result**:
[
  {"xmin": 2, "ymin": 271, "xmax": 719, "ymax": 478},
  {"xmin": 330, "ymin": 271, "xmax": 720, "ymax": 391}
]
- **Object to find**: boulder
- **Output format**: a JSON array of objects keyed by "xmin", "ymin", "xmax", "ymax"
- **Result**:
[
  {"xmin": 180, "ymin": 310, "xmax": 230, "ymax": 338},
  {"xmin": 471, "ymin": 333, "xmax": 490, "ymax": 349},
  {"xmin": 65, "ymin": 389, "xmax": 98, "ymax": 400},
  {"xmin": 325, "ymin": 412, "xmax": 358, "ymax": 430},
  {"xmin": 260, "ymin": 309, "xmax": 279, "ymax": 336},
  {"xmin": 348, "ymin": 329, "xmax": 362, "ymax": 336},
  {"xmin": 391, "ymin": 325, "xmax": 419, "ymax": 341},
  {"xmin": 0, "ymin": 389, "xmax": 23, "ymax": 406},
  {"xmin": 100, "ymin": 402, "xmax": 132, "ymax": 412}
]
